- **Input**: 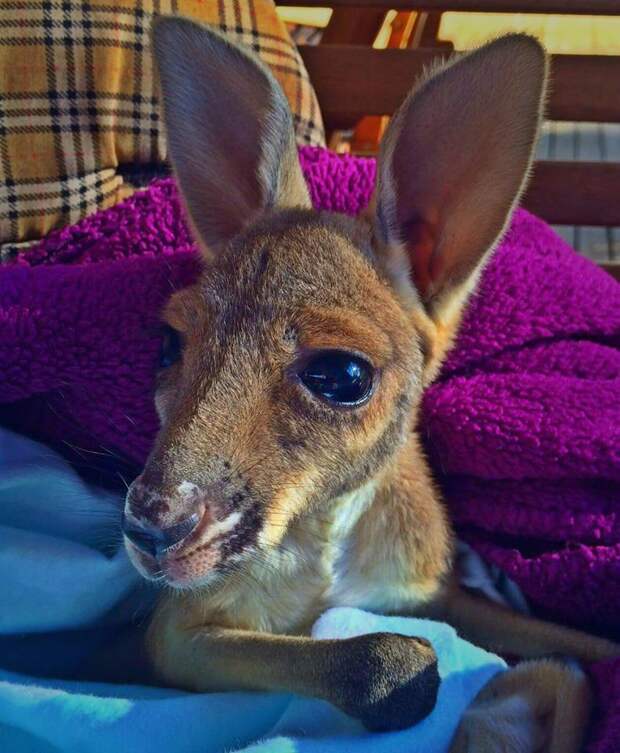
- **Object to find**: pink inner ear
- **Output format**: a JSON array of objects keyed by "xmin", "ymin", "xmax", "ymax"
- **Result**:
[{"xmin": 402, "ymin": 218, "xmax": 441, "ymax": 302}]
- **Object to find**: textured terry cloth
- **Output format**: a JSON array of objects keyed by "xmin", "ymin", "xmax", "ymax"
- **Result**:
[
  {"xmin": 0, "ymin": 146, "xmax": 619, "ymax": 752},
  {"xmin": 0, "ymin": 427, "xmax": 505, "ymax": 753}
]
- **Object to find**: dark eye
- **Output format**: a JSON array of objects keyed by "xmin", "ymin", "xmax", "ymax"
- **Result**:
[
  {"xmin": 299, "ymin": 351, "xmax": 374, "ymax": 406},
  {"xmin": 159, "ymin": 326, "xmax": 182, "ymax": 368}
]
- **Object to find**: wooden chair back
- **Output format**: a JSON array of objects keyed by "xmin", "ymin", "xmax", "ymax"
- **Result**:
[{"xmin": 279, "ymin": 1, "xmax": 620, "ymax": 276}]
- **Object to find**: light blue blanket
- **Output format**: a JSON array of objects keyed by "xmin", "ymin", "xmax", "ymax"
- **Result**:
[{"xmin": 0, "ymin": 428, "xmax": 505, "ymax": 753}]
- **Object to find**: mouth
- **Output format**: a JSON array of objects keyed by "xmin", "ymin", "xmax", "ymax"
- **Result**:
[
  {"xmin": 142, "ymin": 547, "xmax": 220, "ymax": 586},
  {"xmin": 127, "ymin": 538, "xmax": 223, "ymax": 588},
  {"xmin": 124, "ymin": 509, "xmax": 252, "ymax": 589}
]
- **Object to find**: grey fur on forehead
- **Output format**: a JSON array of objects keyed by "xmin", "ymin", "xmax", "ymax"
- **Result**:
[{"xmin": 195, "ymin": 209, "xmax": 389, "ymax": 312}]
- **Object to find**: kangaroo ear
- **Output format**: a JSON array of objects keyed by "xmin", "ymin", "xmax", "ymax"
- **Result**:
[
  {"xmin": 374, "ymin": 34, "xmax": 547, "ymax": 324},
  {"xmin": 151, "ymin": 16, "xmax": 311, "ymax": 254}
]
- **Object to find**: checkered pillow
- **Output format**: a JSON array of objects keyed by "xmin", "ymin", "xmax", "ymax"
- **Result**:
[{"xmin": 0, "ymin": 0, "xmax": 325, "ymax": 254}]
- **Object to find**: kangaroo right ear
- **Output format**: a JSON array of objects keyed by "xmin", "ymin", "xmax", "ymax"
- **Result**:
[
  {"xmin": 372, "ymin": 34, "xmax": 547, "ymax": 326},
  {"xmin": 151, "ymin": 16, "xmax": 311, "ymax": 255}
]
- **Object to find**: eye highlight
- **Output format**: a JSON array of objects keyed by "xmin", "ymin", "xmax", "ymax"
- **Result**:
[
  {"xmin": 159, "ymin": 326, "xmax": 182, "ymax": 369},
  {"xmin": 298, "ymin": 351, "xmax": 374, "ymax": 407}
]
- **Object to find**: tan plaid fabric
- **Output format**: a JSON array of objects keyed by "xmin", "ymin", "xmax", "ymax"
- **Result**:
[{"xmin": 0, "ymin": 0, "xmax": 325, "ymax": 251}]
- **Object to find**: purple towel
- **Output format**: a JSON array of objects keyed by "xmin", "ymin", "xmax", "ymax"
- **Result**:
[{"xmin": 1, "ymin": 146, "xmax": 619, "ymax": 751}]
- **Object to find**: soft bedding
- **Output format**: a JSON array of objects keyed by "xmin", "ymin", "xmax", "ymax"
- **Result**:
[{"xmin": 0, "ymin": 146, "xmax": 619, "ymax": 751}]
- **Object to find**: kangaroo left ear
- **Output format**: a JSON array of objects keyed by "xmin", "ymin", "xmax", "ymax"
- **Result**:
[
  {"xmin": 151, "ymin": 16, "xmax": 311, "ymax": 257},
  {"xmin": 373, "ymin": 34, "xmax": 548, "ymax": 326}
]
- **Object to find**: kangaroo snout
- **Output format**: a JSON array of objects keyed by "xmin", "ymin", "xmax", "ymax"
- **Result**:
[
  {"xmin": 122, "ymin": 471, "xmax": 261, "ymax": 587},
  {"xmin": 122, "ymin": 477, "xmax": 212, "ymax": 577},
  {"xmin": 124, "ymin": 475, "xmax": 205, "ymax": 529}
]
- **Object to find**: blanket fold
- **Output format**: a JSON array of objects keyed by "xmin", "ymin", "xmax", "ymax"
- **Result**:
[{"xmin": 1, "ymin": 146, "xmax": 619, "ymax": 752}]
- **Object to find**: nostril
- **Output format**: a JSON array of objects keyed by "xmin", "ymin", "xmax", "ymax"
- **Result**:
[
  {"xmin": 122, "ymin": 511, "xmax": 201, "ymax": 558},
  {"xmin": 122, "ymin": 514, "xmax": 163, "ymax": 557},
  {"xmin": 160, "ymin": 513, "xmax": 201, "ymax": 550}
]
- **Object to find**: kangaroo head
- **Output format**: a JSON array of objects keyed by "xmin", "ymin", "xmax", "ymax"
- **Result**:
[{"xmin": 122, "ymin": 17, "xmax": 547, "ymax": 588}]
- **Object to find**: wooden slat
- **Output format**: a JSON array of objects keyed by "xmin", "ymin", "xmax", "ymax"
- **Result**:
[
  {"xmin": 300, "ymin": 46, "xmax": 432, "ymax": 128},
  {"xmin": 574, "ymin": 123, "xmax": 610, "ymax": 260},
  {"xmin": 320, "ymin": 7, "xmax": 387, "ymax": 44},
  {"xmin": 603, "ymin": 124, "xmax": 620, "ymax": 262},
  {"xmin": 350, "ymin": 12, "xmax": 418, "ymax": 154},
  {"xmin": 548, "ymin": 124, "xmax": 577, "ymax": 247},
  {"xmin": 411, "ymin": 11, "xmax": 447, "ymax": 48},
  {"xmin": 552, "ymin": 55, "xmax": 620, "ymax": 122},
  {"xmin": 601, "ymin": 262, "xmax": 620, "ymax": 280},
  {"xmin": 522, "ymin": 161, "xmax": 620, "ymax": 226},
  {"xmin": 299, "ymin": 46, "xmax": 620, "ymax": 126},
  {"xmin": 280, "ymin": 0, "xmax": 620, "ymax": 14}
]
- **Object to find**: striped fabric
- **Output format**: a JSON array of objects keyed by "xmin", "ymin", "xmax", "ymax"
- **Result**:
[{"xmin": 0, "ymin": 0, "xmax": 325, "ymax": 254}]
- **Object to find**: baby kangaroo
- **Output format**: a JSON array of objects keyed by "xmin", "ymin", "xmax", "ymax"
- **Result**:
[{"xmin": 122, "ymin": 16, "xmax": 619, "ymax": 752}]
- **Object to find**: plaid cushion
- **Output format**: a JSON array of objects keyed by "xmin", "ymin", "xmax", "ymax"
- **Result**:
[{"xmin": 0, "ymin": 0, "xmax": 325, "ymax": 253}]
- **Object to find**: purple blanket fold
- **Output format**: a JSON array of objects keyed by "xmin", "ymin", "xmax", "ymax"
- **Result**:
[{"xmin": 1, "ymin": 146, "xmax": 619, "ymax": 751}]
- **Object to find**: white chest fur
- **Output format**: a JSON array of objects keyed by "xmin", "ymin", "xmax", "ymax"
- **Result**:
[
  {"xmin": 200, "ymin": 484, "xmax": 372, "ymax": 633},
  {"xmin": 201, "ymin": 481, "xmax": 437, "ymax": 634}
]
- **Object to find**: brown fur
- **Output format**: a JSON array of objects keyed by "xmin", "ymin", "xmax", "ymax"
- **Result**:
[{"xmin": 122, "ymin": 17, "xmax": 620, "ymax": 752}]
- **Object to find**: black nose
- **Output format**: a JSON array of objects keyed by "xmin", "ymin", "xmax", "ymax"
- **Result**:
[{"xmin": 122, "ymin": 512, "xmax": 201, "ymax": 558}]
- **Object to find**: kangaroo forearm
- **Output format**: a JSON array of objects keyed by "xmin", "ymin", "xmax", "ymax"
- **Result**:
[
  {"xmin": 146, "ymin": 607, "xmax": 441, "ymax": 732},
  {"xmin": 149, "ymin": 622, "xmax": 333, "ymax": 696}
]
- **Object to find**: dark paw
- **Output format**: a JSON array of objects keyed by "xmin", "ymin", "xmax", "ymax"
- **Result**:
[{"xmin": 331, "ymin": 632, "xmax": 440, "ymax": 732}]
